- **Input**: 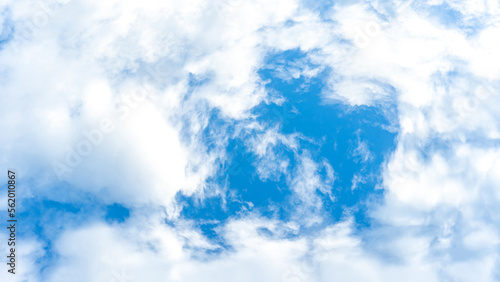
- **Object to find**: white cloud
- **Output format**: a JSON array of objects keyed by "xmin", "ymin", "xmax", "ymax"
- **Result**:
[{"xmin": 2, "ymin": 0, "xmax": 500, "ymax": 281}]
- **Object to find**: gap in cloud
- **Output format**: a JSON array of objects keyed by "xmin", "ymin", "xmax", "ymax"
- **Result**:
[
  {"xmin": 18, "ymin": 197, "xmax": 87, "ymax": 279},
  {"xmin": 414, "ymin": 1, "xmax": 485, "ymax": 35},
  {"xmin": 257, "ymin": 49, "xmax": 398, "ymax": 228},
  {"xmin": 174, "ymin": 48, "xmax": 398, "ymax": 249},
  {"xmin": 0, "ymin": 9, "xmax": 14, "ymax": 51},
  {"xmin": 105, "ymin": 203, "xmax": 131, "ymax": 223},
  {"xmin": 17, "ymin": 183, "xmax": 133, "ymax": 279},
  {"xmin": 426, "ymin": 2, "xmax": 464, "ymax": 28},
  {"xmin": 300, "ymin": 0, "xmax": 335, "ymax": 18}
]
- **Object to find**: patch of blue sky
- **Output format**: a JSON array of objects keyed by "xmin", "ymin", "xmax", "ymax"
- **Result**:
[
  {"xmin": 257, "ymin": 49, "xmax": 397, "ymax": 226},
  {"xmin": 18, "ymin": 181, "xmax": 132, "ymax": 231},
  {"xmin": 420, "ymin": 2, "xmax": 484, "ymax": 35},
  {"xmin": 297, "ymin": 0, "xmax": 336, "ymax": 20},
  {"xmin": 105, "ymin": 203, "xmax": 130, "ymax": 223},
  {"xmin": 0, "ymin": 11, "xmax": 14, "ymax": 50},
  {"xmin": 224, "ymin": 139, "xmax": 296, "ymax": 221},
  {"xmin": 176, "ymin": 48, "xmax": 398, "ymax": 242},
  {"xmin": 175, "ymin": 193, "xmax": 238, "ymax": 254},
  {"xmin": 363, "ymin": 0, "xmax": 483, "ymax": 36},
  {"xmin": 426, "ymin": 3, "xmax": 463, "ymax": 27},
  {"xmin": 15, "ymin": 184, "xmax": 131, "ymax": 278},
  {"xmin": 17, "ymin": 198, "xmax": 83, "ymax": 278}
]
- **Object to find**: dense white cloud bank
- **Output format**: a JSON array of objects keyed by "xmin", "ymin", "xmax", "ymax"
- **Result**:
[{"xmin": 1, "ymin": 0, "xmax": 500, "ymax": 281}]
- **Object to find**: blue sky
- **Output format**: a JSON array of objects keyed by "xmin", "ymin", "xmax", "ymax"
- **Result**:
[
  {"xmin": 1, "ymin": 0, "xmax": 500, "ymax": 281},
  {"xmin": 177, "ymin": 48, "xmax": 398, "ymax": 239}
]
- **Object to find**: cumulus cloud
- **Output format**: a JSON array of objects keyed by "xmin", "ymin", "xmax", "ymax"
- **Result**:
[{"xmin": 1, "ymin": 0, "xmax": 500, "ymax": 281}]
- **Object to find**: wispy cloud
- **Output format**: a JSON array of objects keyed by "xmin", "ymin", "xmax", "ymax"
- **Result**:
[{"xmin": 1, "ymin": 0, "xmax": 500, "ymax": 281}]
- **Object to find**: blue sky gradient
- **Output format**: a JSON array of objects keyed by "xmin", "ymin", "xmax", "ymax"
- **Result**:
[
  {"xmin": 1, "ymin": 0, "xmax": 500, "ymax": 281},
  {"xmin": 176, "ymin": 49, "xmax": 398, "ymax": 243}
]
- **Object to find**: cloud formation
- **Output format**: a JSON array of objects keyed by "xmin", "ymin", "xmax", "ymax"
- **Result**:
[{"xmin": 1, "ymin": 0, "xmax": 499, "ymax": 281}]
